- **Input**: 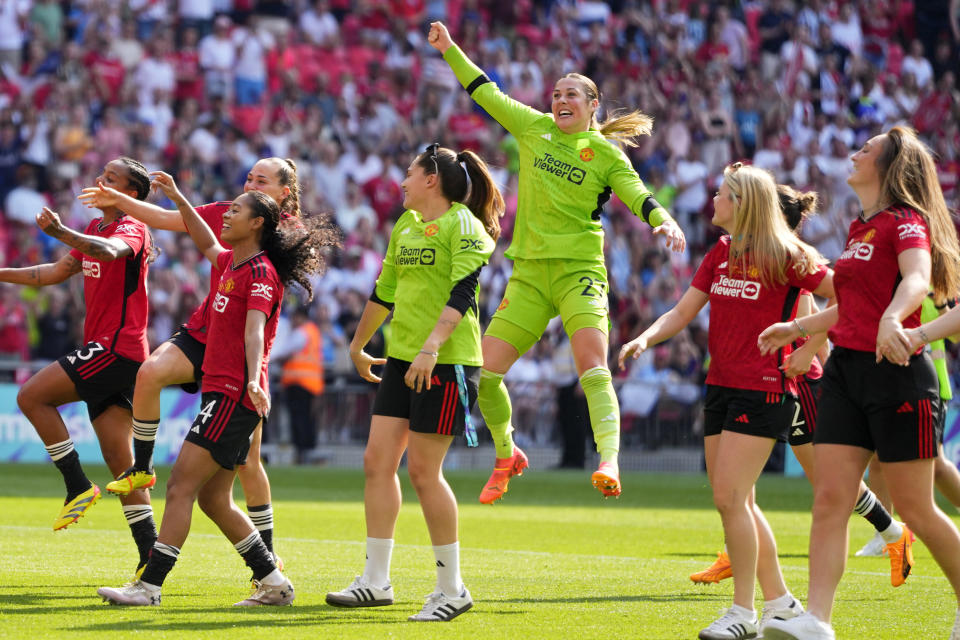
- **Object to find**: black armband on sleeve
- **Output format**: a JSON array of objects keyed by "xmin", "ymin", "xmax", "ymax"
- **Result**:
[
  {"xmin": 369, "ymin": 290, "xmax": 394, "ymax": 311},
  {"xmin": 446, "ymin": 266, "xmax": 482, "ymax": 315},
  {"xmin": 640, "ymin": 196, "xmax": 664, "ymax": 222},
  {"xmin": 465, "ymin": 74, "xmax": 492, "ymax": 96}
]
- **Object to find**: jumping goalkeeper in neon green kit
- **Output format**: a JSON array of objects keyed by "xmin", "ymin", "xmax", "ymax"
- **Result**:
[{"xmin": 428, "ymin": 21, "xmax": 686, "ymax": 501}]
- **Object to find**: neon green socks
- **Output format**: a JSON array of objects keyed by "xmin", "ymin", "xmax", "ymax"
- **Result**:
[
  {"xmin": 478, "ymin": 368, "xmax": 515, "ymax": 459},
  {"xmin": 580, "ymin": 366, "xmax": 620, "ymax": 465}
]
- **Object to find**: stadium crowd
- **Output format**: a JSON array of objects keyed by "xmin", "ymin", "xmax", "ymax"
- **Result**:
[{"xmin": 0, "ymin": 0, "xmax": 958, "ymax": 453}]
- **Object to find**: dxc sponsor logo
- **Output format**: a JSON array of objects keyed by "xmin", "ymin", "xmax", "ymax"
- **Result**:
[
  {"xmin": 460, "ymin": 238, "xmax": 482, "ymax": 251},
  {"xmin": 898, "ymin": 222, "xmax": 926, "ymax": 240},
  {"xmin": 251, "ymin": 282, "xmax": 273, "ymax": 300}
]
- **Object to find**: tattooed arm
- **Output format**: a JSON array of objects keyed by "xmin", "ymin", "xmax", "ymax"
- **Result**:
[
  {"xmin": 36, "ymin": 207, "xmax": 132, "ymax": 261},
  {"xmin": 0, "ymin": 254, "xmax": 82, "ymax": 286}
]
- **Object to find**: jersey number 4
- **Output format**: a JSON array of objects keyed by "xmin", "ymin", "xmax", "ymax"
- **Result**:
[{"xmin": 198, "ymin": 399, "xmax": 218, "ymax": 424}]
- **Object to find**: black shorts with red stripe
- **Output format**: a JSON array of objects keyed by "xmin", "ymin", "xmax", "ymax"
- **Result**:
[
  {"xmin": 814, "ymin": 347, "xmax": 941, "ymax": 462},
  {"xmin": 165, "ymin": 324, "xmax": 205, "ymax": 394},
  {"xmin": 184, "ymin": 392, "xmax": 262, "ymax": 470},
  {"xmin": 58, "ymin": 342, "xmax": 141, "ymax": 421},
  {"xmin": 372, "ymin": 357, "xmax": 479, "ymax": 437},
  {"xmin": 703, "ymin": 385, "xmax": 797, "ymax": 442},
  {"xmin": 789, "ymin": 377, "xmax": 821, "ymax": 446}
]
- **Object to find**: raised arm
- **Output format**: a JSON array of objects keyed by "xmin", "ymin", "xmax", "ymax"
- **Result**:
[
  {"xmin": 428, "ymin": 21, "xmax": 543, "ymax": 136},
  {"xmin": 36, "ymin": 207, "xmax": 132, "ymax": 261},
  {"xmin": 149, "ymin": 172, "xmax": 224, "ymax": 264},
  {"xmin": 78, "ymin": 183, "xmax": 188, "ymax": 232},
  {"xmin": 0, "ymin": 253, "xmax": 81, "ymax": 287}
]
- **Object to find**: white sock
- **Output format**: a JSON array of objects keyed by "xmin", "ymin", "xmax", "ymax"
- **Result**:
[
  {"xmin": 362, "ymin": 537, "xmax": 393, "ymax": 589},
  {"xmin": 261, "ymin": 568, "xmax": 285, "ymax": 586},
  {"xmin": 764, "ymin": 592, "xmax": 796, "ymax": 609},
  {"xmin": 433, "ymin": 541, "xmax": 463, "ymax": 597},
  {"xmin": 731, "ymin": 603, "xmax": 756, "ymax": 620},
  {"xmin": 139, "ymin": 580, "xmax": 161, "ymax": 592},
  {"xmin": 879, "ymin": 520, "xmax": 904, "ymax": 544}
]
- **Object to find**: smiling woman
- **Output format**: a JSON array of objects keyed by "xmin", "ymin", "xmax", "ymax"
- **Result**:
[
  {"xmin": 95, "ymin": 171, "xmax": 335, "ymax": 607},
  {"xmin": 327, "ymin": 143, "xmax": 502, "ymax": 622},
  {"xmin": 427, "ymin": 20, "xmax": 685, "ymax": 502}
]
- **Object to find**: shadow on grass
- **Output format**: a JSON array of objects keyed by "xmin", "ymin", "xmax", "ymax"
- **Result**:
[
  {"xmin": 488, "ymin": 593, "xmax": 729, "ymax": 605},
  {"xmin": 0, "ymin": 463, "xmax": 817, "ymax": 512}
]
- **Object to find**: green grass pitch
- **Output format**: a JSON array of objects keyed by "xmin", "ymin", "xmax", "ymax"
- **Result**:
[{"xmin": 0, "ymin": 462, "xmax": 957, "ymax": 639}]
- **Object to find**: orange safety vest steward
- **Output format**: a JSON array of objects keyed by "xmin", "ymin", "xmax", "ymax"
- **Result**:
[{"xmin": 280, "ymin": 321, "xmax": 324, "ymax": 395}]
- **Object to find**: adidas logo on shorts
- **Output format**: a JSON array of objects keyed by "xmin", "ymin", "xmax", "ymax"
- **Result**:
[{"xmin": 896, "ymin": 402, "xmax": 914, "ymax": 413}]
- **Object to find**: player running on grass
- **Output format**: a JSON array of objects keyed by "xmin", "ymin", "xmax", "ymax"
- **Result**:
[
  {"xmin": 620, "ymin": 164, "xmax": 834, "ymax": 640},
  {"xmin": 0, "ymin": 158, "xmax": 157, "ymax": 575},
  {"xmin": 78, "ymin": 157, "xmax": 302, "ymax": 566},
  {"xmin": 691, "ymin": 185, "xmax": 905, "ymax": 589},
  {"xmin": 97, "ymin": 172, "xmax": 333, "ymax": 607},
  {"xmin": 428, "ymin": 21, "xmax": 685, "ymax": 502},
  {"xmin": 326, "ymin": 143, "xmax": 501, "ymax": 621}
]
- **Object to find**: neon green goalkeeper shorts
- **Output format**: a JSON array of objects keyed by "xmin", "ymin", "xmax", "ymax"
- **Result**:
[{"xmin": 485, "ymin": 258, "xmax": 609, "ymax": 356}]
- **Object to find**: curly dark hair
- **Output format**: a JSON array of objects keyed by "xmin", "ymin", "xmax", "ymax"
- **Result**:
[{"xmin": 240, "ymin": 191, "xmax": 341, "ymax": 300}]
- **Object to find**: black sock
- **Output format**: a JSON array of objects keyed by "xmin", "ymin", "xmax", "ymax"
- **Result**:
[
  {"xmin": 854, "ymin": 488, "xmax": 893, "ymax": 532},
  {"xmin": 124, "ymin": 506, "xmax": 159, "ymax": 569},
  {"xmin": 131, "ymin": 418, "xmax": 159, "ymax": 470},
  {"xmin": 235, "ymin": 531, "xmax": 276, "ymax": 581},
  {"xmin": 247, "ymin": 504, "xmax": 274, "ymax": 554},
  {"xmin": 53, "ymin": 451, "xmax": 92, "ymax": 499},
  {"xmin": 140, "ymin": 542, "xmax": 179, "ymax": 587}
]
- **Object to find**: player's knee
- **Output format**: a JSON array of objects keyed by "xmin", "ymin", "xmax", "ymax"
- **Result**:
[
  {"xmin": 15, "ymin": 385, "xmax": 35, "ymax": 413},
  {"xmin": 136, "ymin": 358, "xmax": 168, "ymax": 391},
  {"xmin": 197, "ymin": 491, "xmax": 230, "ymax": 519},
  {"xmin": 406, "ymin": 459, "xmax": 439, "ymax": 492},
  {"xmin": 711, "ymin": 486, "xmax": 746, "ymax": 516}
]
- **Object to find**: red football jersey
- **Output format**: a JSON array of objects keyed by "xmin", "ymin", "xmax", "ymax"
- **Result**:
[
  {"xmin": 691, "ymin": 235, "xmax": 828, "ymax": 394},
  {"xmin": 829, "ymin": 206, "xmax": 931, "ymax": 352},
  {"xmin": 68, "ymin": 215, "xmax": 150, "ymax": 362},
  {"xmin": 184, "ymin": 202, "xmax": 296, "ymax": 343},
  {"xmin": 201, "ymin": 250, "xmax": 284, "ymax": 411}
]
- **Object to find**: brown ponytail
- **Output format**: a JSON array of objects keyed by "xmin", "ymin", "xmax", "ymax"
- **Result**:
[
  {"xmin": 416, "ymin": 146, "xmax": 505, "ymax": 241},
  {"xmin": 265, "ymin": 156, "xmax": 302, "ymax": 218}
]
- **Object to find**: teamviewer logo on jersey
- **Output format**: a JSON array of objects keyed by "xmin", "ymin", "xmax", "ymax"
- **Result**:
[
  {"xmin": 82, "ymin": 260, "xmax": 101, "ymax": 278},
  {"xmin": 213, "ymin": 292, "xmax": 229, "ymax": 312},
  {"xmin": 710, "ymin": 275, "xmax": 761, "ymax": 299}
]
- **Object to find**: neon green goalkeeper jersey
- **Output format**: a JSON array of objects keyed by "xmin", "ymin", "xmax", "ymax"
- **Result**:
[
  {"xmin": 374, "ymin": 203, "xmax": 494, "ymax": 366},
  {"xmin": 444, "ymin": 45, "xmax": 673, "ymax": 261}
]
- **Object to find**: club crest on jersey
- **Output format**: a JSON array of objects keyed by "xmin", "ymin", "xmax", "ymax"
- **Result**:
[
  {"xmin": 425, "ymin": 224, "xmax": 439, "ymax": 237},
  {"xmin": 81, "ymin": 259, "xmax": 101, "ymax": 278},
  {"xmin": 498, "ymin": 297, "xmax": 510, "ymax": 311},
  {"xmin": 251, "ymin": 283, "xmax": 274, "ymax": 300},
  {"xmin": 579, "ymin": 148, "xmax": 595, "ymax": 162},
  {"xmin": 220, "ymin": 278, "xmax": 235, "ymax": 293},
  {"xmin": 898, "ymin": 222, "xmax": 926, "ymax": 240},
  {"xmin": 213, "ymin": 292, "xmax": 229, "ymax": 312},
  {"xmin": 711, "ymin": 275, "xmax": 761, "ymax": 300}
]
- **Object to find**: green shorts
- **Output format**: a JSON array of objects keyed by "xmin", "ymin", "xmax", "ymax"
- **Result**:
[{"xmin": 486, "ymin": 258, "xmax": 609, "ymax": 355}]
